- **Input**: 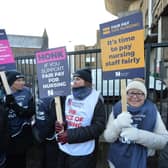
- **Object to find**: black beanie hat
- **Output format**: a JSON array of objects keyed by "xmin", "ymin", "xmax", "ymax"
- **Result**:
[
  {"xmin": 73, "ymin": 68, "xmax": 92, "ymax": 83},
  {"xmin": 6, "ymin": 71, "xmax": 24, "ymax": 86}
]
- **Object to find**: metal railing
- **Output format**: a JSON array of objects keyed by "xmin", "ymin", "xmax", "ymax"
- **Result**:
[{"xmin": 15, "ymin": 43, "xmax": 168, "ymax": 127}]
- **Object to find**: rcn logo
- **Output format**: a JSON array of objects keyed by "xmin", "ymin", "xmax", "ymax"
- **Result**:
[{"xmin": 115, "ymin": 71, "xmax": 121, "ymax": 77}]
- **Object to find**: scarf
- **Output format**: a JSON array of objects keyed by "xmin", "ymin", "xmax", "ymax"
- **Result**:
[{"xmin": 72, "ymin": 86, "xmax": 92, "ymax": 100}]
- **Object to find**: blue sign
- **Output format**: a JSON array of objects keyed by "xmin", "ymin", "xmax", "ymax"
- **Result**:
[{"xmin": 36, "ymin": 47, "xmax": 71, "ymax": 98}]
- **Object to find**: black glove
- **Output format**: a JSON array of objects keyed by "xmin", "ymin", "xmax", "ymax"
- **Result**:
[
  {"xmin": 6, "ymin": 95, "xmax": 35, "ymax": 118},
  {"xmin": 6, "ymin": 94, "xmax": 16, "ymax": 108}
]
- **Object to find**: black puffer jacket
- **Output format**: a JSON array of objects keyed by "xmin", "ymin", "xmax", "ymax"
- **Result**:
[{"xmin": 0, "ymin": 100, "xmax": 9, "ymax": 151}]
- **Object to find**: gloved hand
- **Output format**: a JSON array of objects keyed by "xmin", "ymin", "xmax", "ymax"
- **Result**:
[
  {"xmin": 120, "ymin": 127, "xmax": 139, "ymax": 142},
  {"xmin": 55, "ymin": 121, "xmax": 67, "ymax": 134},
  {"xmin": 5, "ymin": 94, "xmax": 16, "ymax": 107},
  {"xmin": 57, "ymin": 131, "xmax": 68, "ymax": 144},
  {"xmin": 114, "ymin": 112, "xmax": 133, "ymax": 130},
  {"xmin": 5, "ymin": 95, "xmax": 35, "ymax": 118}
]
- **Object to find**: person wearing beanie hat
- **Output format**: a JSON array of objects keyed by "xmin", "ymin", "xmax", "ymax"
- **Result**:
[
  {"xmin": 126, "ymin": 79, "xmax": 147, "ymax": 99},
  {"xmin": 73, "ymin": 68, "xmax": 92, "ymax": 83},
  {"xmin": 125, "ymin": 79, "xmax": 147, "ymax": 107},
  {"xmin": 6, "ymin": 71, "xmax": 25, "ymax": 87},
  {"xmin": 54, "ymin": 67, "xmax": 106, "ymax": 168},
  {"xmin": 4, "ymin": 70, "xmax": 35, "ymax": 168},
  {"xmin": 104, "ymin": 78, "xmax": 168, "ymax": 168}
]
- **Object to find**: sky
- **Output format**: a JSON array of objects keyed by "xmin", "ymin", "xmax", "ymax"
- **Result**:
[{"xmin": 0, "ymin": 0, "xmax": 117, "ymax": 50}]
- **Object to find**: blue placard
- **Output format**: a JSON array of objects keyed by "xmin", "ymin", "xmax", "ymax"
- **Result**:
[{"xmin": 36, "ymin": 47, "xmax": 71, "ymax": 98}]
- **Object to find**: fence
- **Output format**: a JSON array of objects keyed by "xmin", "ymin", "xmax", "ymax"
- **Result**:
[{"xmin": 15, "ymin": 43, "xmax": 168, "ymax": 127}]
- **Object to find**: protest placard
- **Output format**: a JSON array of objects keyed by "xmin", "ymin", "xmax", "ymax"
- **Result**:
[
  {"xmin": 36, "ymin": 47, "xmax": 71, "ymax": 122},
  {"xmin": 0, "ymin": 29, "xmax": 16, "ymax": 94},
  {"xmin": 100, "ymin": 12, "xmax": 145, "ymax": 111},
  {"xmin": 0, "ymin": 29, "xmax": 16, "ymax": 71},
  {"xmin": 100, "ymin": 12, "xmax": 145, "ymax": 79}
]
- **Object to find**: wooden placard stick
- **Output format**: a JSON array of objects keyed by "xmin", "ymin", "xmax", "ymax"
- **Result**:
[
  {"xmin": 54, "ymin": 96, "xmax": 63, "ymax": 123},
  {"xmin": 121, "ymin": 79, "xmax": 127, "ymax": 112},
  {"xmin": 0, "ymin": 71, "xmax": 12, "ymax": 95}
]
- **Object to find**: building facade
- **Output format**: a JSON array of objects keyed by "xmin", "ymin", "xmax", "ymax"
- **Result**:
[{"xmin": 7, "ymin": 29, "xmax": 48, "ymax": 57}]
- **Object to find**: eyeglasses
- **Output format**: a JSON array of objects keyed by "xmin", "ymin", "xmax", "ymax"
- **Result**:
[{"xmin": 127, "ymin": 91, "xmax": 145, "ymax": 98}]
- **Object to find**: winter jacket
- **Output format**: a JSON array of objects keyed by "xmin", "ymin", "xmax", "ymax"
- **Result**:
[
  {"xmin": 6, "ymin": 86, "xmax": 35, "ymax": 154},
  {"xmin": 104, "ymin": 100, "xmax": 168, "ymax": 168},
  {"xmin": 32, "ymin": 96, "xmax": 66, "ymax": 143},
  {"xmin": 32, "ymin": 96, "xmax": 66, "ymax": 168},
  {"xmin": 57, "ymin": 90, "xmax": 106, "ymax": 168},
  {"xmin": 0, "ymin": 100, "xmax": 8, "ymax": 168},
  {"xmin": 6, "ymin": 87, "xmax": 35, "ymax": 137}
]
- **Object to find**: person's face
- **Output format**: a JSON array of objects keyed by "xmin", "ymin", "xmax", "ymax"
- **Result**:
[
  {"xmin": 127, "ymin": 89, "xmax": 145, "ymax": 107},
  {"xmin": 11, "ymin": 78, "xmax": 25, "ymax": 91},
  {"xmin": 71, "ymin": 76, "xmax": 85, "ymax": 88}
]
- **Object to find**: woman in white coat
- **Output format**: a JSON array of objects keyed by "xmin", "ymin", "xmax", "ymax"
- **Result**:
[{"xmin": 104, "ymin": 78, "xmax": 168, "ymax": 168}]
